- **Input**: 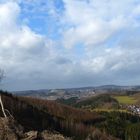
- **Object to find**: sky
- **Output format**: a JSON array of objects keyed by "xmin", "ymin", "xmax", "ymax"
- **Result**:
[{"xmin": 0, "ymin": 0, "xmax": 140, "ymax": 91}]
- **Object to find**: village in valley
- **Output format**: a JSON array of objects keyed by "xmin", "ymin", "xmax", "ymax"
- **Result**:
[
  {"xmin": 126, "ymin": 105, "xmax": 140, "ymax": 116},
  {"xmin": 120, "ymin": 104, "xmax": 140, "ymax": 116}
]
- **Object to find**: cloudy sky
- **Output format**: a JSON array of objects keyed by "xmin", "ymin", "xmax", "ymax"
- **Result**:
[{"xmin": 0, "ymin": 0, "xmax": 140, "ymax": 91}]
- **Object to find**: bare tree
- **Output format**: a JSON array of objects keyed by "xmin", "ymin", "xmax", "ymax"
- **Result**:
[{"xmin": 0, "ymin": 69, "xmax": 7, "ymax": 118}]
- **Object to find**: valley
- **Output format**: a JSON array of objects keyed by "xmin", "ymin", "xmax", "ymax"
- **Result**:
[{"xmin": 1, "ymin": 85, "xmax": 140, "ymax": 140}]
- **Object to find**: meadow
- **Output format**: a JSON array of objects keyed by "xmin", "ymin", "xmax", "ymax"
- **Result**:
[{"xmin": 113, "ymin": 95, "xmax": 137, "ymax": 105}]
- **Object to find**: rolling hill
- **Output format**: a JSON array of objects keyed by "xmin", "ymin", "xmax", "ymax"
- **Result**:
[
  {"xmin": 1, "ymin": 90, "xmax": 140, "ymax": 140},
  {"xmin": 0, "ymin": 91, "xmax": 107, "ymax": 140}
]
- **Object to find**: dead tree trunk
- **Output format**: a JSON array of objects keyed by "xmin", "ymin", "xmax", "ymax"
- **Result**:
[
  {"xmin": 0, "ymin": 95, "xmax": 7, "ymax": 118},
  {"xmin": 0, "ymin": 69, "xmax": 6, "ymax": 117}
]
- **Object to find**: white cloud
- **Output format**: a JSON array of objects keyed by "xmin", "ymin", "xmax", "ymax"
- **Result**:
[
  {"xmin": 0, "ymin": 2, "xmax": 50, "ymax": 80},
  {"xmin": 1, "ymin": 0, "xmax": 140, "ymax": 90},
  {"xmin": 0, "ymin": 1, "xmax": 76, "ymax": 90},
  {"xmin": 61, "ymin": 0, "xmax": 138, "ymax": 48}
]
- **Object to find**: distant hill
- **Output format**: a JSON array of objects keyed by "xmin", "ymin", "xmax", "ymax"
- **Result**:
[
  {"xmin": 56, "ymin": 94, "xmax": 120, "ymax": 110},
  {"xmin": 13, "ymin": 87, "xmax": 96, "ymax": 100},
  {"xmin": 74, "ymin": 94, "xmax": 119, "ymax": 109},
  {"xmin": 13, "ymin": 85, "xmax": 140, "ymax": 100}
]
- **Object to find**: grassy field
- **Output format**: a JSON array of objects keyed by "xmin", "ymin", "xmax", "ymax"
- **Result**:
[
  {"xmin": 113, "ymin": 95, "xmax": 137, "ymax": 105},
  {"xmin": 90, "ymin": 108, "xmax": 128, "ymax": 112}
]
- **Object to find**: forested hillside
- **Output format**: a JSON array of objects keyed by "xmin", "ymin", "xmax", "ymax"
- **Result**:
[
  {"xmin": 0, "ymin": 91, "xmax": 108, "ymax": 140},
  {"xmin": 1, "ymin": 91, "xmax": 140, "ymax": 140}
]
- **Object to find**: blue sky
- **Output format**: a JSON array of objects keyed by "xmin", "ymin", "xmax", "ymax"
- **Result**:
[
  {"xmin": 19, "ymin": 0, "xmax": 64, "ymax": 38},
  {"xmin": 0, "ymin": 0, "xmax": 140, "ymax": 90}
]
